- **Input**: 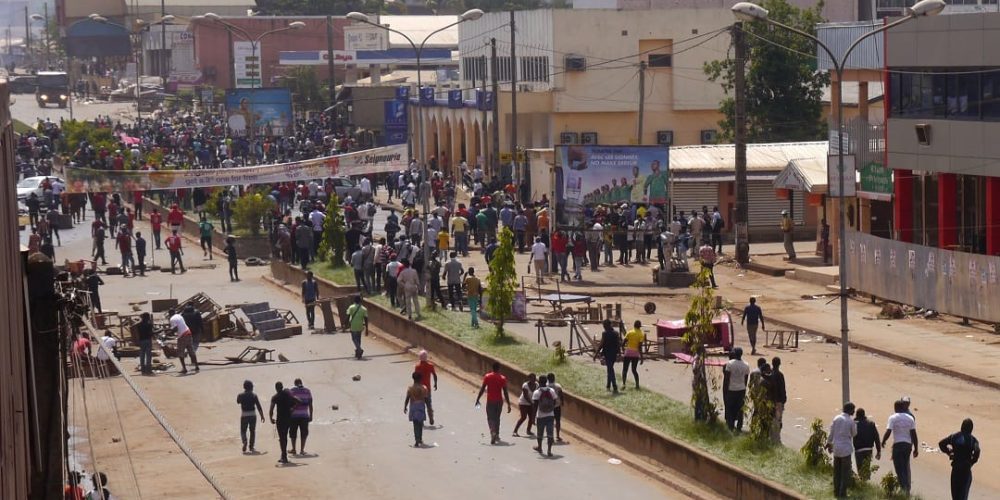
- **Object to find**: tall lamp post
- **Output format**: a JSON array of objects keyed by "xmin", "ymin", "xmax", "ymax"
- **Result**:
[
  {"xmin": 28, "ymin": 13, "xmax": 46, "ymax": 69},
  {"xmin": 196, "ymin": 13, "xmax": 305, "ymax": 90},
  {"xmin": 731, "ymin": 0, "xmax": 945, "ymax": 403},
  {"xmin": 347, "ymin": 9, "xmax": 483, "ymax": 306}
]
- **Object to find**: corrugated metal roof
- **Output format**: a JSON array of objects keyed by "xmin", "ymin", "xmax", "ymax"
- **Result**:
[
  {"xmin": 668, "ymin": 141, "xmax": 828, "ymax": 173},
  {"xmin": 774, "ymin": 157, "xmax": 828, "ymax": 193},
  {"xmin": 380, "ymin": 15, "xmax": 461, "ymax": 49},
  {"xmin": 817, "ymin": 21, "xmax": 885, "ymax": 71},
  {"xmin": 134, "ymin": 0, "xmax": 254, "ymax": 6}
]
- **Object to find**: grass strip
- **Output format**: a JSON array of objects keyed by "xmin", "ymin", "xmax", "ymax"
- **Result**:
[{"xmin": 314, "ymin": 264, "xmax": 900, "ymax": 499}]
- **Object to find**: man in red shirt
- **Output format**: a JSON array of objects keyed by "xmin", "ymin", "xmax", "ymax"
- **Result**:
[
  {"xmin": 133, "ymin": 190, "xmax": 144, "ymax": 220},
  {"xmin": 165, "ymin": 230, "xmax": 186, "ymax": 274},
  {"xmin": 414, "ymin": 351, "xmax": 439, "ymax": 426},
  {"xmin": 475, "ymin": 362, "xmax": 512, "ymax": 444},
  {"xmin": 550, "ymin": 229, "xmax": 570, "ymax": 282},
  {"xmin": 167, "ymin": 204, "xmax": 184, "ymax": 234},
  {"xmin": 149, "ymin": 208, "xmax": 163, "ymax": 249}
]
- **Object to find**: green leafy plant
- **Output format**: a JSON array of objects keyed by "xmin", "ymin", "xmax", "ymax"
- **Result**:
[
  {"xmin": 801, "ymin": 418, "xmax": 831, "ymax": 469},
  {"xmin": 231, "ymin": 192, "xmax": 275, "ymax": 237},
  {"xmin": 856, "ymin": 453, "xmax": 880, "ymax": 482},
  {"xmin": 683, "ymin": 268, "xmax": 720, "ymax": 422},
  {"xmin": 486, "ymin": 226, "xmax": 517, "ymax": 338},
  {"xmin": 748, "ymin": 373, "xmax": 776, "ymax": 444},
  {"xmin": 552, "ymin": 340, "xmax": 567, "ymax": 365},
  {"xmin": 317, "ymin": 194, "xmax": 346, "ymax": 267},
  {"xmin": 880, "ymin": 472, "xmax": 900, "ymax": 497}
]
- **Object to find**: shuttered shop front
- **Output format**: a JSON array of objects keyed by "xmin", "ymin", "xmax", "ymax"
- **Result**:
[
  {"xmin": 672, "ymin": 183, "xmax": 719, "ymax": 216},
  {"xmin": 747, "ymin": 181, "xmax": 804, "ymax": 227}
]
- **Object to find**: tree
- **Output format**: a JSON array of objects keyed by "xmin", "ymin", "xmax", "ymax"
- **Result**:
[
  {"xmin": 682, "ymin": 268, "xmax": 719, "ymax": 422},
  {"xmin": 280, "ymin": 67, "xmax": 325, "ymax": 112},
  {"xmin": 704, "ymin": 0, "xmax": 829, "ymax": 143},
  {"xmin": 317, "ymin": 194, "xmax": 347, "ymax": 267},
  {"xmin": 485, "ymin": 226, "xmax": 517, "ymax": 337},
  {"xmin": 232, "ymin": 192, "xmax": 276, "ymax": 237}
]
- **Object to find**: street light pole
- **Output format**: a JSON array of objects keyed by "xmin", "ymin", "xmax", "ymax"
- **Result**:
[
  {"xmin": 347, "ymin": 9, "xmax": 483, "ymax": 307},
  {"xmin": 731, "ymin": 0, "xmax": 945, "ymax": 403}
]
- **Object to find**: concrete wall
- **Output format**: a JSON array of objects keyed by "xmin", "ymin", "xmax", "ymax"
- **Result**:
[{"xmin": 269, "ymin": 259, "xmax": 805, "ymax": 500}]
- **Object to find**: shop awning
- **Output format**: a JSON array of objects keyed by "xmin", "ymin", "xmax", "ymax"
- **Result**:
[{"xmin": 773, "ymin": 157, "xmax": 828, "ymax": 194}]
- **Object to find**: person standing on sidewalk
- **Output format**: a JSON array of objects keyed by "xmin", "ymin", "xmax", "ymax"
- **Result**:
[
  {"xmin": 398, "ymin": 260, "xmax": 421, "ymax": 320},
  {"xmin": 853, "ymin": 408, "xmax": 882, "ymax": 481},
  {"xmin": 288, "ymin": 378, "xmax": 313, "ymax": 455},
  {"xmin": 532, "ymin": 375, "xmax": 558, "ymax": 457},
  {"xmin": 939, "ymin": 418, "xmax": 980, "ymax": 500},
  {"xmin": 826, "ymin": 402, "xmax": 857, "ymax": 499},
  {"xmin": 404, "ymin": 371, "xmax": 429, "ymax": 447},
  {"xmin": 882, "ymin": 399, "xmax": 919, "ymax": 495},
  {"xmin": 780, "ymin": 210, "xmax": 796, "ymax": 260},
  {"xmin": 475, "ymin": 362, "xmax": 513, "ymax": 445},
  {"xmin": 723, "ymin": 347, "xmax": 749, "ymax": 431},
  {"xmin": 237, "ymin": 380, "xmax": 265, "ymax": 453},
  {"xmin": 414, "ymin": 351, "xmax": 438, "ymax": 426},
  {"xmin": 269, "ymin": 382, "xmax": 299, "ymax": 464},
  {"xmin": 301, "ymin": 271, "xmax": 319, "ymax": 330},
  {"xmin": 741, "ymin": 297, "xmax": 765, "ymax": 355},
  {"xmin": 594, "ymin": 319, "xmax": 620, "ymax": 394},
  {"xmin": 513, "ymin": 373, "xmax": 538, "ymax": 437},
  {"xmin": 443, "ymin": 252, "xmax": 464, "ymax": 311},
  {"xmin": 770, "ymin": 357, "xmax": 787, "ymax": 443},
  {"xmin": 346, "ymin": 295, "xmax": 368, "ymax": 359},
  {"xmin": 465, "ymin": 268, "xmax": 482, "ymax": 328},
  {"xmin": 134, "ymin": 232, "xmax": 147, "ymax": 277},
  {"xmin": 531, "ymin": 237, "xmax": 548, "ymax": 284}
]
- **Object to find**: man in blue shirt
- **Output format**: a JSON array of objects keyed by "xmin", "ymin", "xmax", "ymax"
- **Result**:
[
  {"xmin": 741, "ymin": 297, "xmax": 765, "ymax": 355},
  {"xmin": 301, "ymin": 271, "xmax": 320, "ymax": 329}
]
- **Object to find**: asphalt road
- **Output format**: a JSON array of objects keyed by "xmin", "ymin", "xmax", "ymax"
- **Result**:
[{"xmin": 9, "ymin": 93, "xmax": 134, "ymax": 126}]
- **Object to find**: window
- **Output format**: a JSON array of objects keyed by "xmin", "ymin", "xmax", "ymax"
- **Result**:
[
  {"xmin": 891, "ymin": 68, "xmax": 991, "ymax": 120},
  {"xmin": 648, "ymin": 54, "xmax": 672, "ymax": 68},
  {"xmin": 496, "ymin": 56, "xmax": 513, "ymax": 83},
  {"xmin": 462, "ymin": 56, "xmax": 486, "ymax": 82},
  {"xmin": 519, "ymin": 56, "xmax": 549, "ymax": 82}
]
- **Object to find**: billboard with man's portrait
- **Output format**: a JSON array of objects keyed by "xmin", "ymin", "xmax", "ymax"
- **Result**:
[
  {"xmin": 225, "ymin": 88, "xmax": 294, "ymax": 137},
  {"xmin": 556, "ymin": 145, "xmax": 669, "ymax": 225}
]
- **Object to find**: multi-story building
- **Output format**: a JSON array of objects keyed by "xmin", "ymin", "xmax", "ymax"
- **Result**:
[{"xmin": 886, "ymin": 11, "xmax": 1000, "ymax": 254}]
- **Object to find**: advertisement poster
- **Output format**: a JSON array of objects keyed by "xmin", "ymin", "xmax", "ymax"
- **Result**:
[
  {"xmin": 233, "ymin": 41, "xmax": 259, "ymax": 88},
  {"xmin": 556, "ymin": 145, "xmax": 669, "ymax": 225},
  {"xmin": 65, "ymin": 144, "xmax": 408, "ymax": 193},
  {"xmin": 225, "ymin": 88, "xmax": 293, "ymax": 137}
]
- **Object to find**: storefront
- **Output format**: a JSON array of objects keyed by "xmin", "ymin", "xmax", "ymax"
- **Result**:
[{"xmin": 773, "ymin": 157, "xmax": 829, "ymax": 259}]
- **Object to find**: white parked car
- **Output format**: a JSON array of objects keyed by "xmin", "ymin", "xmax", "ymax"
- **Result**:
[{"xmin": 17, "ymin": 176, "xmax": 65, "ymax": 201}]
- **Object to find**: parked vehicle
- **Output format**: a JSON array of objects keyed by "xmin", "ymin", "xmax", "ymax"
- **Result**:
[
  {"xmin": 8, "ymin": 75, "xmax": 37, "ymax": 94},
  {"xmin": 16, "ymin": 176, "xmax": 65, "ymax": 201}
]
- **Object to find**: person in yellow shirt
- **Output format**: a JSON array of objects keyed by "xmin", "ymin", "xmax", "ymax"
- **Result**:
[
  {"xmin": 437, "ymin": 228, "xmax": 450, "ymax": 259},
  {"xmin": 622, "ymin": 320, "xmax": 646, "ymax": 389}
]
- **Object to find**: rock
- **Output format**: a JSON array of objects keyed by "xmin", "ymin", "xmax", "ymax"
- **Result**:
[
  {"xmin": 278, "ymin": 354, "xmax": 290, "ymax": 362},
  {"xmin": 111, "ymin": 437, "xmax": 120, "ymax": 443},
  {"xmin": 352, "ymin": 375, "xmax": 361, "ymax": 381},
  {"xmin": 331, "ymin": 405, "xmax": 339, "ymax": 410}
]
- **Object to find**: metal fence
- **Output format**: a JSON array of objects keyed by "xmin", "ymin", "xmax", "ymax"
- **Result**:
[{"xmin": 845, "ymin": 230, "xmax": 1000, "ymax": 323}]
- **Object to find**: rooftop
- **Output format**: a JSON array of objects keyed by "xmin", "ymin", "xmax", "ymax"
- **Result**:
[
  {"xmin": 669, "ymin": 141, "xmax": 828, "ymax": 172},
  {"xmin": 379, "ymin": 15, "xmax": 460, "ymax": 48}
]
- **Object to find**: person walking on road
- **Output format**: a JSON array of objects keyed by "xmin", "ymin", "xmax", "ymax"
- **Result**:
[
  {"xmin": 237, "ymin": 380, "xmax": 265, "ymax": 453},
  {"xmin": 939, "ymin": 418, "xmax": 980, "ymax": 500},
  {"xmin": 465, "ymin": 268, "xmax": 481, "ymax": 328},
  {"xmin": 169, "ymin": 308, "xmax": 199, "ymax": 374},
  {"xmin": 531, "ymin": 237, "xmax": 548, "ymax": 285},
  {"xmin": 199, "ymin": 216, "xmax": 214, "ymax": 260},
  {"xmin": 346, "ymin": 295, "xmax": 368, "ymax": 359},
  {"xmin": 301, "ymin": 271, "xmax": 319, "ymax": 330},
  {"xmin": 532, "ymin": 375, "xmax": 559, "ymax": 457},
  {"xmin": 882, "ymin": 399, "xmax": 919, "ymax": 495},
  {"xmin": 826, "ymin": 402, "xmax": 857, "ymax": 498},
  {"xmin": 404, "ymin": 371, "xmax": 429, "ymax": 447},
  {"xmin": 742, "ymin": 297, "xmax": 765, "ymax": 355},
  {"xmin": 165, "ymin": 230, "xmax": 186, "ymax": 274},
  {"xmin": 622, "ymin": 320, "xmax": 645, "ymax": 390},
  {"xmin": 780, "ymin": 210, "xmax": 796, "ymax": 260},
  {"xmin": 594, "ymin": 319, "xmax": 620, "ymax": 394},
  {"xmin": 224, "ymin": 236, "xmax": 239, "ymax": 281},
  {"xmin": 723, "ymin": 347, "xmax": 749, "ymax": 432},
  {"xmin": 269, "ymin": 382, "xmax": 300, "ymax": 464},
  {"xmin": 288, "ymin": 379, "xmax": 313, "ymax": 455},
  {"xmin": 853, "ymin": 408, "xmax": 881, "ymax": 481},
  {"xmin": 475, "ymin": 362, "xmax": 513, "ymax": 445},
  {"xmin": 414, "ymin": 351, "xmax": 438, "ymax": 426},
  {"xmin": 134, "ymin": 232, "xmax": 147, "ymax": 277},
  {"xmin": 513, "ymin": 373, "xmax": 538, "ymax": 437},
  {"xmin": 443, "ymin": 252, "xmax": 465, "ymax": 310},
  {"xmin": 547, "ymin": 372, "xmax": 565, "ymax": 442}
]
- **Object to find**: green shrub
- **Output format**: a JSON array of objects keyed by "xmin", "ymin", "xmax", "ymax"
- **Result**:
[
  {"xmin": 801, "ymin": 418, "xmax": 831, "ymax": 469},
  {"xmin": 485, "ymin": 226, "xmax": 517, "ymax": 337},
  {"xmin": 232, "ymin": 193, "xmax": 275, "ymax": 237}
]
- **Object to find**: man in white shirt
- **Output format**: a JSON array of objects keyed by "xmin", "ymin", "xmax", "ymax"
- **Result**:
[
  {"xmin": 530, "ymin": 237, "xmax": 548, "ymax": 285},
  {"xmin": 397, "ymin": 261, "xmax": 421, "ymax": 319},
  {"xmin": 532, "ymin": 375, "xmax": 559, "ymax": 457},
  {"xmin": 96, "ymin": 332, "xmax": 118, "ymax": 363},
  {"xmin": 359, "ymin": 176, "xmax": 372, "ymax": 202},
  {"xmin": 882, "ymin": 399, "xmax": 919, "ymax": 495},
  {"xmin": 169, "ymin": 309, "xmax": 199, "ymax": 374},
  {"xmin": 722, "ymin": 347, "xmax": 750, "ymax": 432},
  {"xmin": 826, "ymin": 402, "xmax": 857, "ymax": 498}
]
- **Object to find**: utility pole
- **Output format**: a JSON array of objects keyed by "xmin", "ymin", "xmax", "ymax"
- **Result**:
[
  {"xmin": 160, "ymin": 0, "xmax": 167, "ymax": 84},
  {"xmin": 24, "ymin": 7, "xmax": 30, "ymax": 68},
  {"xmin": 227, "ymin": 30, "xmax": 235, "ymax": 90},
  {"xmin": 733, "ymin": 22, "xmax": 751, "ymax": 265},
  {"xmin": 637, "ymin": 60, "xmax": 646, "ymax": 144},
  {"xmin": 43, "ymin": 3, "xmax": 49, "ymax": 69},
  {"xmin": 480, "ymin": 54, "xmax": 488, "ymax": 171},
  {"xmin": 490, "ymin": 37, "xmax": 500, "ymax": 177},
  {"xmin": 326, "ymin": 16, "xmax": 336, "ymax": 109},
  {"xmin": 509, "ymin": 11, "xmax": 518, "ymax": 185}
]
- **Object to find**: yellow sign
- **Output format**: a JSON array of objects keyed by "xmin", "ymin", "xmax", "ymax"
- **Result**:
[{"xmin": 500, "ymin": 152, "xmax": 513, "ymax": 163}]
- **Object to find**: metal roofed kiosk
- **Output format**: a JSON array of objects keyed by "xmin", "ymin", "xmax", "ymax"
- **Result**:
[
  {"xmin": 347, "ymin": 9, "xmax": 483, "ymax": 309},
  {"xmin": 731, "ymin": 0, "xmax": 945, "ymax": 403}
]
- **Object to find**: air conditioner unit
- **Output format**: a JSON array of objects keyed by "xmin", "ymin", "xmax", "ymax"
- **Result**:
[
  {"xmin": 565, "ymin": 55, "xmax": 586, "ymax": 72},
  {"xmin": 560, "ymin": 132, "xmax": 579, "ymax": 144},
  {"xmin": 915, "ymin": 123, "xmax": 931, "ymax": 146},
  {"xmin": 700, "ymin": 129, "xmax": 718, "ymax": 144},
  {"xmin": 656, "ymin": 130, "xmax": 674, "ymax": 146},
  {"xmin": 581, "ymin": 132, "xmax": 598, "ymax": 145}
]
